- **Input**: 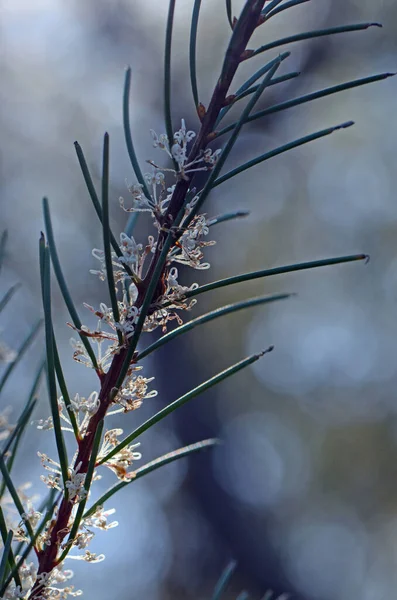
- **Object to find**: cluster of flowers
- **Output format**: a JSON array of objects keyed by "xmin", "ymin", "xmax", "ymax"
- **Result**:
[
  {"xmin": 0, "ymin": 121, "xmax": 221, "ymax": 599},
  {"xmin": 72, "ymin": 120, "xmax": 219, "ymax": 367}
]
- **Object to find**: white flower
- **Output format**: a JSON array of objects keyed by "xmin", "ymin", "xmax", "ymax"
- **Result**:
[
  {"xmin": 173, "ymin": 119, "xmax": 196, "ymax": 145},
  {"xmin": 67, "ymin": 550, "xmax": 105, "ymax": 563},
  {"xmin": 83, "ymin": 507, "xmax": 118, "ymax": 531},
  {"xmin": 69, "ymin": 392, "xmax": 99, "ymax": 417},
  {"xmin": 150, "ymin": 129, "xmax": 169, "ymax": 152},
  {"xmin": 65, "ymin": 463, "xmax": 87, "ymax": 502},
  {"xmin": 171, "ymin": 143, "xmax": 187, "ymax": 166}
]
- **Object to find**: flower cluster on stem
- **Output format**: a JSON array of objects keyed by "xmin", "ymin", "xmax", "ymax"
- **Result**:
[{"xmin": 0, "ymin": 3, "xmax": 270, "ymax": 599}]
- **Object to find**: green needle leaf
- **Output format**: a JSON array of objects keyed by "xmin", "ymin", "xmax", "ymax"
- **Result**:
[
  {"xmin": 0, "ymin": 319, "xmax": 43, "ymax": 396},
  {"xmin": 0, "ymin": 231, "xmax": 8, "ymax": 275},
  {"xmin": 138, "ymin": 294, "xmax": 290, "ymax": 360},
  {"xmin": 99, "ymin": 350, "xmax": 272, "ymax": 467},
  {"xmin": 52, "ymin": 333, "xmax": 79, "ymax": 440},
  {"xmin": 265, "ymin": 0, "xmax": 310, "ymax": 20},
  {"xmin": 0, "ymin": 497, "xmax": 59, "ymax": 598},
  {"xmin": 188, "ymin": 54, "xmax": 288, "ymax": 223},
  {"xmin": 42, "ymin": 197, "xmax": 99, "ymax": 372},
  {"xmin": 261, "ymin": 0, "xmax": 284, "ymax": 17},
  {"xmin": 125, "ymin": 212, "xmax": 139, "ymax": 238},
  {"xmin": 216, "ymin": 52, "xmax": 290, "ymax": 129},
  {"xmin": 0, "ymin": 360, "xmax": 45, "ymax": 466},
  {"xmin": 115, "ymin": 221, "xmax": 179, "ymax": 391},
  {"xmin": 85, "ymin": 439, "xmax": 219, "ymax": 518},
  {"xmin": 0, "ymin": 530, "xmax": 13, "ymax": 588},
  {"xmin": 165, "ymin": 0, "xmax": 177, "ymax": 170},
  {"xmin": 0, "ymin": 507, "xmax": 20, "ymax": 592},
  {"xmin": 0, "ymin": 284, "xmax": 21, "ymax": 315},
  {"xmin": 58, "ymin": 420, "xmax": 104, "ymax": 563},
  {"xmin": 213, "ymin": 121, "xmax": 355, "ymax": 188},
  {"xmin": 39, "ymin": 236, "xmax": 69, "ymax": 496},
  {"xmin": 0, "ymin": 454, "xmax": 35, "ymax": 543},
  {"xmin": 216, "ymin": 72, "xmax": 394, "ymax": 138},
  {"xmin": 0, "ymin": 359, "xmax": 44, "ymax": 500},
  {"xmin": 161, "ymin": 254, "xmax": 368, "ymax": 306},
  {"xmin": 252, "ymin": 23, "xmax": 382, "ymax": 57},
  {"xmin": 226, "ymin": 0, "xmax": 233, "ymax": 28},
  {"xmin": 223, "ymin": 70, "xmax": 300, "ymax": 115},
  {"xmin": 74, "ymin": 141, "xmax": 132, "ymax": 261},
  {"xmin": 190, "ymin": 0, "xmax": 202, "ymax": 109},
  {"xmin": 0, "ymin": 399, "xmax": 37, "ymax": 501},
  {"xmin": 123, "ymin": 68, "xmax": 152, "ymax": 201},
  {"xmin": 207, "ymin": 210, "xmax": 250, "ymax": 227},
  {"xmin": 212, "ymin": 560, "xmax": 238, "ymax": 600},
  {"xmin": 101, "ymin": 133, "xmax": 123, "ymax": 345}
]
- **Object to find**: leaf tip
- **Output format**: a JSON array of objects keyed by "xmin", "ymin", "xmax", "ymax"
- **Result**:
[
  {"xmin": 258, "ymin": 345, "xmax": 274, "ymax": 358},
  {"xmin": 336, "ymin": 120, "xmax": 355, "ymax": 131}
]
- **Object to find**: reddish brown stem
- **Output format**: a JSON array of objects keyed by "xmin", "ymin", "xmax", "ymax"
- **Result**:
[{"xmin": 28, "ymin": 2, "xmax": 265, "ymax": 597}]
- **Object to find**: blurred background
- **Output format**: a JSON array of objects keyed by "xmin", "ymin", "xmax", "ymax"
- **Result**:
[{"xmin": 1, "ymin": 0, "xmax": 397, "ymax": 598}]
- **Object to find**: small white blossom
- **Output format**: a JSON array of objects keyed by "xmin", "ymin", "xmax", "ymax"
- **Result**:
[
  {"xmin": 83, "ymin": 507, "xmax": 118, "ymax": 531},
  {"xmin": 69, "ymin": 392, "xmax": 99, "ymax": 417},
  {"xmin": 66, "ymin": 551, "xmax": 105, "ymax": 563},
  {"xmin": 65, "ymin": 462, "xmax": 87, "ymax": 502}
]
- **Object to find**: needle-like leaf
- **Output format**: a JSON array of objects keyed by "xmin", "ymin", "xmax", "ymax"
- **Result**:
[
  {"xmin": 0, "ymin": 497, "xmax": 59, "ymax": 598},
  {"xmin": 213, "ymin": 121, "xmax": 354, "ymax": 188},
  {"xmin": 39, "ymin": 236, "xmax": 69, "ymax": 496},
  {"xmin": 0, "ymin": 530, "xmax": 13, "ymax": 588},
  {"xmin": 115, "ymin": 223, "xmax": 178, "ymax": 391},
  {"xmin": 261, "ymin": 0, "xmax": 284, "ymax": 17},
  {"xmin": 0, "ymin": 284, "xmax": 21, "ymax": 315},
  {"xmin": 58, "ymin": 420, "xmax": 104, "ymax": 563},
  {"xmin": 161, "ymin": 254, "xmax": 368, "ymax": 306},
  {"xmin": 265, "ymin": 0, "xmax": 310, "ymax": 20},
  {"xmin": 188, "ymin": 54, "xmax": 288, "ymax": 223},
  {"xmin": 124, "ymin": 212, "xmax": 139, "ymax": 238},
  {"xmin": 0, "ymin": 454, "xmax": 35, "ymax": 543},
  {"xmin": 99, "ymin": 350, "xmax": 272, "ymax": 466},
  {"xmin": 215, "ymin": 52, "xmax": 290, "ymax": 129},
  {"xmin": 0, "ymin": 359, "xmax": 44, "ymax": 499},
  {"xmin": 101, "ymin": 133, "xmax": 122, "ymax": 345},
  {"xmin": 190, "ymin": 0, "xmax": 202, "ymax": 109},
  {"xmin": 207, "ymin": 210, "xmax": 250, "ymax": 227},
  {"xmin": 0, "ymin": 319, "xmax": 42, "ymax": 396},
  {"xmin": 0, "ymin": 400, "xmax": 37, "ymax": 502},
  {"xmin": 216, "ymin": 72, "xmax": 394, "ymax": 138},
  {"xmin": 42, "ymin": 197, "xmax": 99, "ymax": 372},
  {"xmin": 252, "ymin": 23, "xmax": 381, "ymax": 57},
  {"xmin": 0, "ymin": 231, "xmax": 8, "ymax": 275},
  {"xmin": 85, "ymin": 439, "xmax": 219, "ymax": 518},
  {"xmin": 0, "ymin": 508, "xmax": 20, "ymax": 591},
  {"xmin": 123, "ymin": 68, "xmax": 152, "ymax": 200},
  {"xmin": 138, "ymin": 294, "xmax": 290, "ymax": 361},
  {"xmin": 226, "ymin": 0, "xmax": 233, "ymax": 29},
  {"xmin": 223, "ymin": 70, "xmax": 300, "ymax": 114},
  {"xmin": 165, "ymin": 0, "xmax": 177, "ymax": 170},
  {"xmin": 52, "ymin": 332, "xmax": 79, "ymax": 440},
  {"xmin": 74, "ymin": 141, "xmax": 134, "ymax": 263},
  {"xmin": 212, "ymin": 560, "xmax": 238, "ymax": 600}
]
